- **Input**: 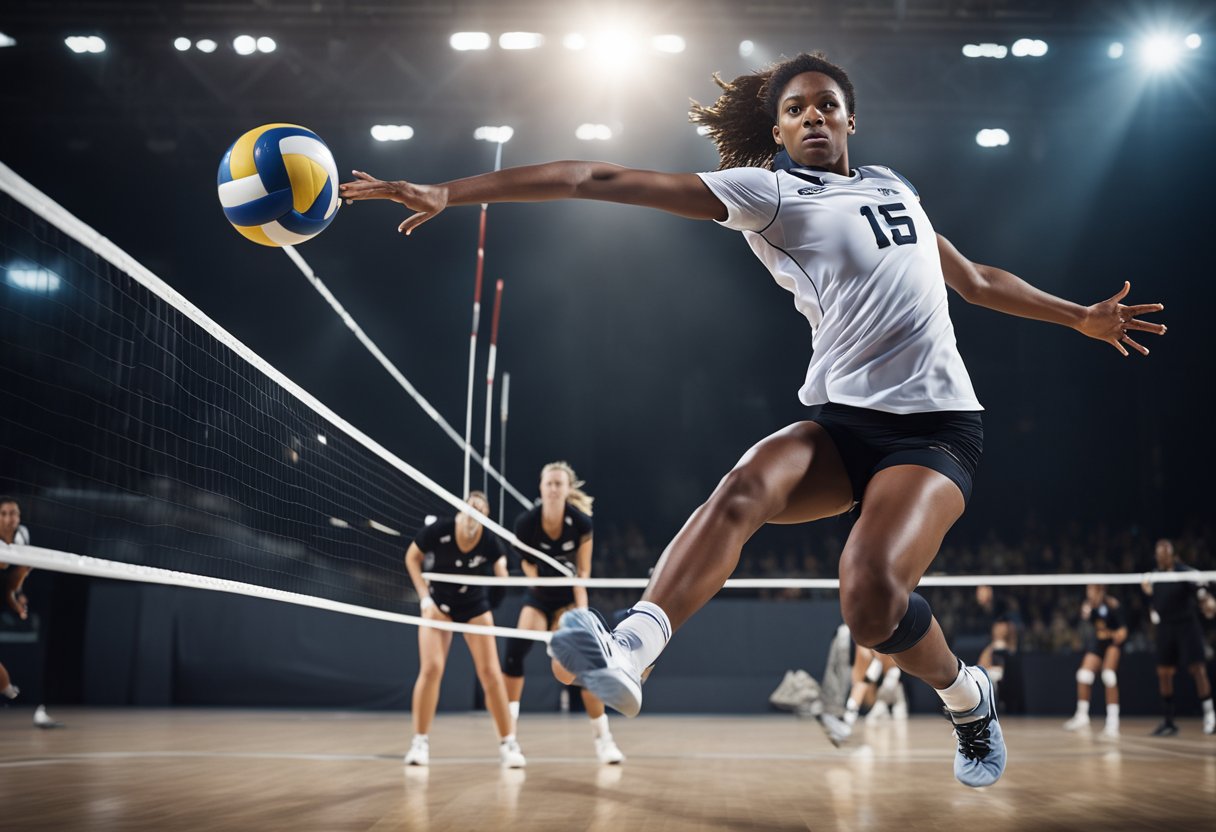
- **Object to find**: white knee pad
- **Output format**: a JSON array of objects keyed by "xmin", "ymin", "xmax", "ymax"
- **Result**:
[
  {"xmin": 865, "ymin": 657, "xmax": 884, "ymax": 684},
  {"xmin": 1101, "ymin": 669, "xmax": 1118, "ymax": 689},
  {"xmin": 1076, "ymin": 668, "xmax": 1096, "ymax": 685}
]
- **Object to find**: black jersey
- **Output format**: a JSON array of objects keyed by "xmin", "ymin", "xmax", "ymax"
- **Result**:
[
  {"xmin": 1150, "ymin": 564, "xmax": 1208, "ymax": 623},
  {"xmin": 513, "ymin": 504, "xmax": 592, "ymax": 602},
  {"xmin": 413, "ymin": 518, "xmax": 503, "ymax": 605},
  {"xmin": 1090, "ymin": 597, "xmax": 1124, "ymax": 641}
]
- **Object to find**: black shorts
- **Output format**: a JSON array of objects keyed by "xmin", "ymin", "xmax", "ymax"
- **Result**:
[
  {"xmin": 1083, "ymin": 637, "xmax": 1117, "ymax": 657},
  {"xmin": 432, "ymin": 591, "xmax": 493, "ymax": 624},
  {"xmin": 523, "ymin": 591, "xmax": 576, "ymax": 628},
  {"xmin": 808, "ymin": 403, "xmax": 984, "ymax": 504},
  {"xmin": 1156, "ymin": 616, "xmax": 1207, "ymax": 667}
]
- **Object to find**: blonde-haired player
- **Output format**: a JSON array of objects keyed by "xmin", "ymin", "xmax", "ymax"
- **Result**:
[{"xmin": 501, "ymin": 462, "xmax": 624, "ymax": 764}]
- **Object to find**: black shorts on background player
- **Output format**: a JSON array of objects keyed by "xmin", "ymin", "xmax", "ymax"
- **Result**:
[
  {"xmin": 413, "ymin": 517, "xmax": 503, "ymax": 622},
  {"xmin": 1151, "ymin": 563, "xmax": 1208, "ymax": 666}
]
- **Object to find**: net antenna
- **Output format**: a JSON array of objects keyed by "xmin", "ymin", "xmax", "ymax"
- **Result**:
[
  {"xmin": 499, "ymin": 372, "xmax": 510, "ymax": 521},
  {"xmin": 483, "ymin": 278, "xmax": 503, "ymax": 496},
  {"xmin": 281, "ymin": 246, "xmax": 530, "ymax": 508}
]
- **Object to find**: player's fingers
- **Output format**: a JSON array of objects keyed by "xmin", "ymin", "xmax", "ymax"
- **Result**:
[
  {"xmin": 399, "ymin": 212, "xmax": 434, "ymax": 235},
  {"xmin": 351, "ymin": 169, "xmax": 377, "ymax": 182},
  {"xmin": 1124, "ymin": 303, "xmax": 1164, "ymax": 315},
  {"xmin": 1121, "ymin": 334, "xmax": 1148, "ymax": 356},
  {"xmin": 1125, "ymin": 319, "xmax": 1166, "ymax": 335},
  {"xmin": 1110, "ymin": 280, "xmax": 1131, "ymax": 302},
  {"xmin": 1110, "ymin": 338, "xmax": 1129, "ymax": 357}
]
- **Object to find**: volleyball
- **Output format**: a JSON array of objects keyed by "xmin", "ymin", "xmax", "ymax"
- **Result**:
[{"xmin": 216, "ymin": 123, "xmax": 339, "ymax": 247}]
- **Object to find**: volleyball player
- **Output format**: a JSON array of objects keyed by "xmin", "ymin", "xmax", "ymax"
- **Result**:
[
  {"xmin": 501, "ymin": 462, "xmax": 624, "ymax": 765},
  {"xmin": 0, "ymin": 497, "xmax": 58, "ymax": 727},
  {"xmin": 1062, "ymin": 584, "xmax": 1127, "ymax": 738},
  {"xmin": 1142, "ymin": 539, "xmax": 1216, "ymax": 736},
  {"xmin": 975, "ymin": 585, "xmax": 1019, "ymax": 708},
  {"xmin": 340, "ymin": 52, "xmax": 1166, "ymax": 787},
  {"xmin": 402, "ymin": 491, "xmax": 525, "ymax": 768}
]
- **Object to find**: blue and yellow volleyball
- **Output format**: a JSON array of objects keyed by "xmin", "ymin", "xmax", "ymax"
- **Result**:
[{"xmin": 216, "ymin": 123, "xmax": 339, "ymax": 247}]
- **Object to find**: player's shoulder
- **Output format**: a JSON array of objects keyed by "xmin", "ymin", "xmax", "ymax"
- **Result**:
[
  {"xmin": 421, "ymin": 516, "xmax": 455, "ymax": 538},
  {"xmin": 565, "ymin": 503, "xmax": 593, "ymax": 531},
  {"xmin": 514, "ymin": 504, "xmax": 541, "ymax": 531},
  {"xmin": 1105, "ymin": 595, "xmax": 1121, "ymax": 609}
]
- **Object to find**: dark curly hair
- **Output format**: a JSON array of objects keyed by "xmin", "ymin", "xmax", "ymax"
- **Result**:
[{"xmin": 689, "ymin": 52, "xmax": 856, "ymax": 170}]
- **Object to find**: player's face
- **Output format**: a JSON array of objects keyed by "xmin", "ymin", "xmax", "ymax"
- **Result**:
[
  {"xmin": 540, "ymin": 469, "xmax": 570, "ymax": 505},
  {"xmin": 1154, "ymin": 539, "xmax": 1174, "ymax": 569},
  {"xmin": 0, "ymin": 502, "xmax": 18, "ymax": 534},
  {"xmin": 457, "ymin": 496, "xmax": 488, "ymax": 536},
  {"xmin": 1086, "ymin": 584, "xmax": 1104, "ymax": 604},
  {"xmin": 772, "ymin": 71, "xmax": 855, "ymax": 175}
]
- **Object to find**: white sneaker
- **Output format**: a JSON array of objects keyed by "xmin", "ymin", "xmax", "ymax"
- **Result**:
[
  {"xmin": 769, "ymin": 670, "xmax": 821, "ymax": 711},
  {"xmin": 548, "ymin": 609, "xmax": 643, "ymax": 718},
  {"xmin": 1204, "ymin": 711, "xmax": 1215, "ymax": 736},
  {"xmin": 1062, "ymin": 713, "xmax": 1090, "ymax": 731},
  {"xmin": 595, "ymin": 734, "xmax": 625, "ymax": 765},
  {"xmin": 499, "ymin": 738, "xmax": 526, "ymax": 769},
  {"xmin": 891, "ymin": 699, "xmax": 909, "ymax": 720},
  {"xmin": 403, "ymin": 736, "xmax": 429, "ymax": 767},
  {"xmin": 32, "ymin": 705, "xmax": 62, "ymax": 729},
  {"xmin": 865, "ymin": 700, "xmax": 890, "ymax": 722},
  {"xmin": 817, "ymin": 713, "xmax": 852, "ymax": 747},
  {"xmin": 1101, "ymin": 721, "xmax": 1120, "ymax": 740}
]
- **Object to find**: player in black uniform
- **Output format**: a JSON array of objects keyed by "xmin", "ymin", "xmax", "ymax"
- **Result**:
[
  {"xmin": 402, "ymin": 491, "xmax": 525, "ymax": 768},
  {"xmin": 502, "ymin": 461, "xmax": 624, "ymax": 764},
  {"xmin": 1062, "ymin": 584, "xmax": 1127, "ymax": 738},
  {"xmin": 1142, "ymin": 539, "xmax": 1216, "ymax": 736}
]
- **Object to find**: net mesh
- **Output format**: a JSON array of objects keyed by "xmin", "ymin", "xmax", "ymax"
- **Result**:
[{"xmin": 0, "ymin": 179, "xmax": 452, "ymax": 612}]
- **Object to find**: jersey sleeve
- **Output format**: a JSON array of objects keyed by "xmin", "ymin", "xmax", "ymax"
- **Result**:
[
  {"xmin": 696, "ymin": 167, "xmax": 781, "ymax": 232},
  {"xmin": 573, "ymin": 510, "xmax": 593, "ymax": 539},
  {"xmin": 14, "ymin": 526, "xmax": 29, "ymax": 546}
]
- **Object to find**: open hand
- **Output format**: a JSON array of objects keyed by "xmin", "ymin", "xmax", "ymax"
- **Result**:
[
  {"xmin": 1077, "ymin": 281, "xmax": 1166, "ymax": 356},
  {"xmin": 6, "ymin": 589, "xmax": 27, "ymax": 620},
  {"xmin": 338, "ymin": 170, "xmax": 449, "ymax": 235}
]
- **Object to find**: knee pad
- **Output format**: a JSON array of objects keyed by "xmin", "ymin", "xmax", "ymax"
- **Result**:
[
  {"xmin": 1076, "ymin": 668, "xmax": 1096, "ymax": 686},
  {"xmin": 872, "ymin": 592, "xmax": 932, "ymax": 655},
  {"xmin": 1101, "ymin": 669, "xmax": 1118, "ymax": 689},
  {"xmin": 864, "ymin": 657, "xmax": 884, "ymax": 685},
  {"xmin": 503, "ymin": 637, "xmax": 533, "ymax": 677}
]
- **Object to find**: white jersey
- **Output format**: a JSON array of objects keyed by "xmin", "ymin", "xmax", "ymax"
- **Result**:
[
  {"xmin": 0, "ymin": 525, "xmax": 29, "ymax": 548},
  {"xmin": 697, "ymin": 164, "xmax": 981, "ymax": 414}
]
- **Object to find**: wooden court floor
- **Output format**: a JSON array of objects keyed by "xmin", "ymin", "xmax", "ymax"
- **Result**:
[{"xmin": 0, "ymin": 709, "xmax": 1213, "ymax": 831}]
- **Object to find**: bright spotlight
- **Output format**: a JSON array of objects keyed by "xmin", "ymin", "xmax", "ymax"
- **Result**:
[
  {"xmin": 174, "ymin": 37, "xmax": 192, "ymax": 52},
  {"xmin": 0, "ymin": 32, "xmax": 15, "ymax": 48},
  {"xmin": 696, "ymin": 125, "xmax": 711, "ymax": 136},
  {"xmin": 652, "ymin": 35, "xmax": 686, "ymax": 54},
  {"xmin": 1108, "ymin": 42, "xmax": 1124, "ymax": 59},
  {"xmin": 500, "ymin": 32, "xmax": 544, "ymax": 50},
  {"xmin": 316, "ymin": 434, "xmax": 328, "ymax": 445},
  {"xmin": 1141, "ymin": 34, "xmax": 1183, "ymax": 70},
  {"xmin": 1185, "ymin": 33, "xmax": 1201, "ymax": 49},
  {"xmin": 563, "ymin": 33, "xmax": 587, "ymax": 50},
  {"xmin": 589, "ymin": 29, "xmax": 641, "ymax": 71},
  {"xmin": 370, "ymin": 124, "xmax": 415, "ymax": 142},
  {"xmin": 65, "ymin": 36, "xmax": 106, "ymax": 54},
  {"xmin": 474, "ymin": 125, "xmax": 514, "ymax": 143},
  {"xmin": 1011, "ymin": 38, "xmax": 1047, "ymax": 57},
  {"xmin": 962, "ymin": 43, "xmax": 1008, "ymax": 59},
  {"xmin": 256, "ymin": 36, "xmax": 276, "ymax": 53},
  {"xmin": 450, "ymin": 31, "xmax": 491, "ymax": 51},
  {"xmin": 576, "ymin": 123, "xmax": 613, "ymax": 140},
  {"xmin": 5, "ymin": 266, "xmax": 62, "ymax": 294},
  {"xmin": 739, "ymin": 40, "xmax": 755, "ymax": 58},
  {"xmin": 976, "ymin": 128, "xmax": 1010, "ymax": 148},
  {"xmin": 196, "ymin": 38, "xmax": 217, "ymax": 53},
  {"xmin": 233, "ymin": 35, "xmax": 257, "ymax": 55}
]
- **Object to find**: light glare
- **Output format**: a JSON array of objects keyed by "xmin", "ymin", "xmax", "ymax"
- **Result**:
[
  {"xmin": 576, "ymin": 123, "xmax": 613, "ymax": 140},
  {"xmin": 0, "ymin": 32, "xmax": 15, "ymax": 48},
  {"xmin": 174, "ymin": 37, "xmax": 192, "ymax": 51},
  {"xmin": 739, "ymin": 40, "xmax": 755, "ymax": 58},
  {"xmin": 962, "ymin": 43, "xmax": 1007, "ymax": 59},
  {"xmin": 1107, "ymin": 42, "xmax": 1124, "ymax": 59},
  {"xmin": 256, "ymin": 36, "xmax": 276, "ymax": 53},
  {"xmin": 370, "ymin": 124, "xmax": 415, "ymax": 142},
  {"xmin": 1011, "ymin": 38, "xmax": 1048, "ymax": 57},
  {"xmin": 563, "ymin": 33, "xmax": 587, "ymax": 50},
  {"xmin": 450, "ymin": 31, "xmax": 491, "ymax": 51},
  {"xmin": 1141, "ymin": 35, "xmax": 1183, "ymax": 70},
  {"xmin": 233, "ymin": 35, "xmax": 257, "ymax": 55},
  {"xmin": 474, "ymin": 125, "xmax": 514, "ymax": 143},
  {"xmin": 196, "ymin": 38, "xmax": 217, "ymax": 53},
  {"xmin": 976, "ymin": 128, "xmax": 1010, "ymax": 148},
  {"xmin": 499, "ymin": 32, "xmax": 544, "ymax": 50},
  {"xmin": 652, "ymin": 34, "xmax": 686, "ymax": 54},
  {"xmin": 65, "ymin": 36, "xmax": 106, "ymax": 54},
  {"xmin": 1185, "ymin": 33, "xmax": 1201, "ymax": 50},
  {"xmin": 5, "ymin": 267, "xmax": 62, "ymax": 293}
]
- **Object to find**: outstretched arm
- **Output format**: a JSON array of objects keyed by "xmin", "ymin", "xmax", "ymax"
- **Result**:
[
  {"xmin": 339, "ymin": 162, "xmax": 727, "ymax": 235},
  {"xmin": 937, "ymin": 234, "xmax": 1166, "ymax": 357}
]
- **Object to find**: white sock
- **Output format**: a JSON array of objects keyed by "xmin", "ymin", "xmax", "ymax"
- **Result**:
[
  {"xmin": 1, "ymin": 684, "xmax": 17, "ymax": 699},
  {"xmin": 590, "ymin": 714, "xmax": 610, "ymax": 738},
  {"xmin": 500, "ymin": 733, "xmax": 516, "ymax": 745},
  {"xmin": 936, "ymin": 662, "xmax": 982, "ymax": 717},
  {"xmin": 1075, "ymin": 700, "xmax": 1090, "ymax": 718},
  {"xmin": 613, "ymin": 601, "xmax": 671, "ymax": 674},
  {"xmin": 414, "ymin": 734, "xmax": 428, "ymax": 744},
  {"xmin": 1106, "ymin": 703, "xmax": 1119, "ymax": 720},
  {"xmin": 844, "ymin": 697, "xmax": 860, "ymax": 725},
  {"xmin": 508, "ymin": 700, "xmax": 520, "ymax": 721},
  {"xmin": 1202, "ymin": 698, "xmax": 1214, "ymax": 717}
]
